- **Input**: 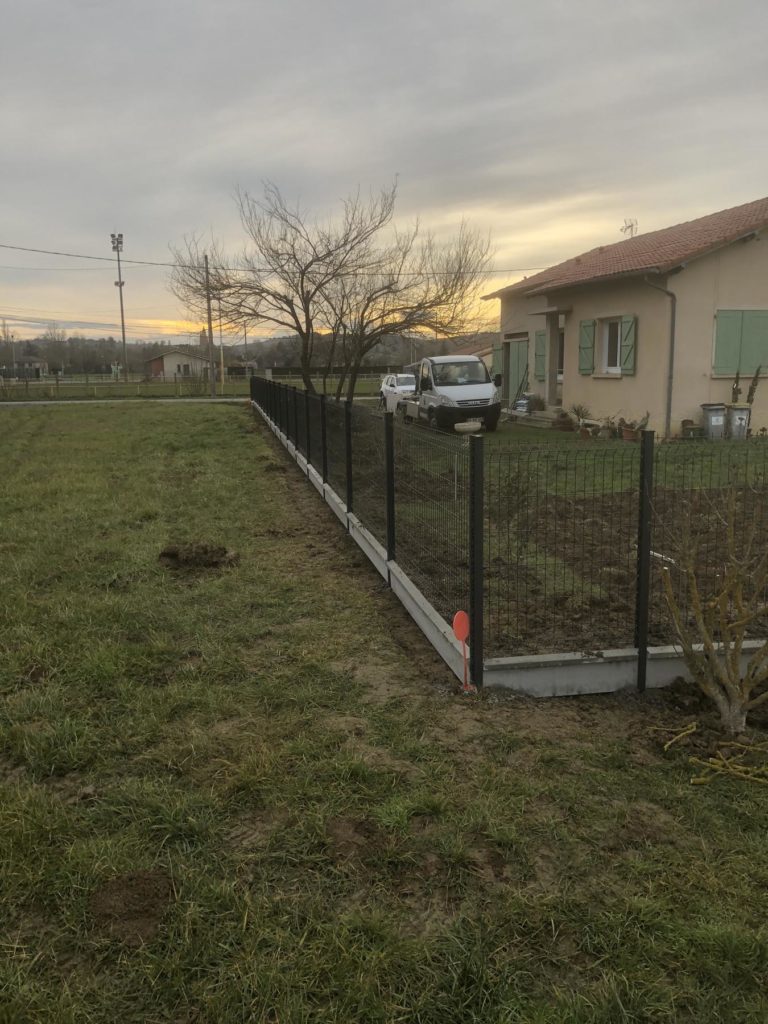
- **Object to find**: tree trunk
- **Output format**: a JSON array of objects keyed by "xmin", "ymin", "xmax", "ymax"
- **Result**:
[
  {"xmin": 345, "ymin": 359, "xmax": 363, "ymax": 403},
  {"xmin": 720, "ymin": 700, "xmax": 748, "ymax": 737},
  {"xmin": 334, "ymin": 367, "xmax": 348, "ymax": 402}
]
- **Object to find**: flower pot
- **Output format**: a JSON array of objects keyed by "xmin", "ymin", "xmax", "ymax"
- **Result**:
[
  {"xmin": 579, "ymin": 427, "xmax": 591, "ymax": 439},
  {"xmin": 621, "ymin": 426, "xmax": 639, "ymax": 441}
]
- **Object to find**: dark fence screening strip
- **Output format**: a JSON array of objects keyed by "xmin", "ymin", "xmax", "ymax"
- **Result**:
[
  {"xmin": 325, "ymin": 399, "xmax": 347, "ymax": 498},
  {"xmin": 349, "ymin": 402, "xmax": 387, "ymax": 546},
  {"xmin": 307, "ymin": 393, "xmax": 323, "ymax": 473},
  {"xmin": 485, "ymin": 442, "xmax": 641, "ymax": 657},
  {"xmin": 250, "ymin": 375, "xmax": 768, "ymax": 688},
  {"xmin": 394, "ymin": 423, "xmax": 470, "ymax": 624}
]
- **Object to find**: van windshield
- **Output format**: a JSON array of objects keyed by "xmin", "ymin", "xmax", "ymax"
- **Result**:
[
  {"xmin": 396, "ymin": 375, "xmax": 416, "ymax": 386},
  {"xmin": 432, "ymin": 361, "xmax": 490, "ymax": 386}
]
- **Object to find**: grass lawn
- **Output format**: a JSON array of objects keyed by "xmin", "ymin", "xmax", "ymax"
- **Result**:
[{"xmin": 2, "ymin": 403, "xmax": 768, "ymax": 1023}]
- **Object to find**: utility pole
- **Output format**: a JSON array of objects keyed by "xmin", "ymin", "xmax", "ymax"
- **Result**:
[
  {"xmin": 217, "ymin": 296, "xmax": 225, "ymax": 394},
  {"xmin": 110, "ymin": 233, "xmax": 128, "ymax": 381},
  {"xmin": 243, "ymin": 324, "xmax": 248, "ymax": 376},
  {"xmin": 204, "ymin": 255, "xmax": 216, "ymax": 398}
]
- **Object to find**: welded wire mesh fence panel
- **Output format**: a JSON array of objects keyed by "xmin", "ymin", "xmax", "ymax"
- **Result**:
[
  {"xmin": 649, "ymin": 441, "xmax": 768, "ymax": 645},
  {"xmin": 307, "ymin": 393, "xmax": 323, "ymax": 472},
  {"xmin": 350, "ymin": 403, "xmax": 387, "ymax": 545},
  {"xmin": 325, "ymin": 400, "xmax": 347, "ymax": 499},
  {"xmin": 295, "ymin": 390, "xmax": 308, "ymax": 457},
  {"xmin": 394, "ymin": 424, "xmax": 470, "ymax": 623},
  {"xmin": 485, "ymin": 442, "xmax": 641, "ymax": 657}
]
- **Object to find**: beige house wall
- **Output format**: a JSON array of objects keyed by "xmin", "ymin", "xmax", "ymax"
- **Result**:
[
  {"xmin": 542, "ymin": 279, "xmax": 670, "ymax": 431},
  {"xmin": 156, "ymin": 352, "xmax": 211, "ymax": 377},
  {"xmin": 495, "ymin": 233, "xmax": 768, "ymax": 434},
  {"xmin": 498, "ymin": 292, "xmax": 546, "ymax": 398},
  {"xmin": 669, "ymin": 234, "xmax": 768, "ymax": 433}
]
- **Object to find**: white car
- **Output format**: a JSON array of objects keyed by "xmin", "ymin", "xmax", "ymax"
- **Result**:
[{"xmin": 379, "ymin": 372, "xmax": 416, "ymax": 412}]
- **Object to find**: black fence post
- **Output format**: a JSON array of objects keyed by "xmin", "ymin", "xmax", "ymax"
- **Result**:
[
  {"xmin": 305, "ymin": 389, "xmax": 311, "ymax": 465},
  {"xmin": 469, "ymin": 433, "xmax": 484, "ymax": 688},
  {"xmin": 385, "ymin": 411, "xmax": 396, "ymax": 563},
  {"xmin": 320, "ymin": 394, "xmax": 328, "ymax": 484},
  {"xmin": 344, "ymin": 400, "xmax": 353, "ymax": 515},
  {"xmin": 292, "ymin": 387, "xmax": 299, "ymax": 447},
  {"xmin": 635, "ymin": 430, "xmax": 655, "ymax": 693}
]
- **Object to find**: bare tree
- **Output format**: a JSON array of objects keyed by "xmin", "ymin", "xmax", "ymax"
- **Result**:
[
  {"xmin": 662, "ymin": 487, "xmax": 768, "ymax": 735},
  {"xmin": 320, "ymin": 221, "xmax": 492, "ymax": 401},
  {"xmin": 169, "ymin": 183, "xmax": 397, "ymax": 393}
]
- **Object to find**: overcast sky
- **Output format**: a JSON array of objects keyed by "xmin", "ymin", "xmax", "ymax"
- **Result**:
[{"xmin": 2, "ymin": 0, "xmax": 767, "ymax": 341}]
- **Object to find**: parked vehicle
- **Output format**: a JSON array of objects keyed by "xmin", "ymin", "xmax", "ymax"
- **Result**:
[
  {"xmin": 396, "ymin": 356, "xmax": 502, "ymax": 431},
  {"xmin": 379, "ymin": 372, "xmax": 417, "ymax": 412}
]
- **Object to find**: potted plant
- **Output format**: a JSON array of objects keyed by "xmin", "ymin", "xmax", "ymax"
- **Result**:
[
  {"xmin": 570, "ymin": 403, "xmax": 592, "ymax": 438},
  {"xmin": 619, "ymin": 411, "xmax": 649, "ymax": 441}
]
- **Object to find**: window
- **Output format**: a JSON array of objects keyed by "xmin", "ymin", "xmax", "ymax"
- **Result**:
[
  {"xmin": 420, "ymin": 362, "xmax": 431, "ymax": 390},
  {"xmin": 396, "ymin": 374, "xmax": 416, "ymax": 386},
  {"xmin": 602, "ymin": 319, "xmax": 622, "ymax": 373},
  {"xmin": 182, "ymin": 363, "xmax": 190, "ymax": 376},
  {"xmin": 714, "ymin": 310, "xmax": 768, "ymax": 375},
  {"xmin": 579, "ymin": 317, "xmax": 636, "ymax": 375},
  {"xmin": 432, "ymin": 361, "xmax": 490, "ymax": 385},
  {"xmin": 176, "ymin": 363, "xmax": 181, "ymax": 373}
]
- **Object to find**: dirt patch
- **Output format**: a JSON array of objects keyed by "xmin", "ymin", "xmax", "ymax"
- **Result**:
[
  {"xmin": 89, "ymin": 870, "xmax": 172, "ymax": 946},
  {"xmin": 619, "ymin": 800, "xmax": 681, "ymax": 847},
  {"xmin": 326, "ymin": 817, "xmax": 381, "ymax": 862},
  {"xmin": 159, "ymin": 543, "xmax": 238, "ymax": 569},
  {"xmin": 467, "ymin": 844, "xmax": 515, "ymax": 885},
  {"xmin": 354, "ymin": 662, "xmax": 412, "ymax": 705},
  {"xmin": 325, "ymin": 714, "xmax": 369, "ymax": 738},
  {"xmin": 226, "ymin": 809, "xmax": 289, "ymax": 852}
]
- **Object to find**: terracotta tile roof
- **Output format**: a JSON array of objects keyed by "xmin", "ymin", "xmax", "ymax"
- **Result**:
[{"xmin": 484, "ymin": 195, "xmax": 768, "ymax": 299}]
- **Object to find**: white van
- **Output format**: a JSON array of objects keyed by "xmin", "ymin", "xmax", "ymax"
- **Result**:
[{"xmin": 397, "ymin": 355, "xmax": 502, "ymax": 432}]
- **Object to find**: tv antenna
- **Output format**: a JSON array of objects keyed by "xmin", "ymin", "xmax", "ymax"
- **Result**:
[{"xmin": 621, "ymin": 218, "xmax": 638, "ymax": 238}]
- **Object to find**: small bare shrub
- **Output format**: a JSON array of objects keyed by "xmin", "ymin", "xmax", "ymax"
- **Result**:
[{"xmin": 662, "ymin": 489, "xmax": 768, "ymax": 735}]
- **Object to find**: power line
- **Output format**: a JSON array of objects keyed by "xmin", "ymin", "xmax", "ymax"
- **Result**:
[{"xmin": 0, "ymin": 240, "xmax": 546, "ymax": 276}]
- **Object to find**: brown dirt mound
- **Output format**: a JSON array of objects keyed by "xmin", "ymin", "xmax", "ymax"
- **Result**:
[
  {"xmin": 89, "ymin": 869, "xmax": 172, "ymax": 946},
  {"xmin": 159, "ymin": 543, "xmax": 238, "ymax": 569}
]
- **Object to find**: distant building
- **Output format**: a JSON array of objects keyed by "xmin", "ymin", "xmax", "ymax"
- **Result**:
[
  {"xmin": 0, "ymin": 357, "xmax": 49, "ymax": 380},
  {"xmin": 145, "ymin": 347, "xmax": 215, "ymax": 379}
]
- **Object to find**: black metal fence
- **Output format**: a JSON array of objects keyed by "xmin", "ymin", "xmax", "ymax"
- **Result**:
[{"xmin": 251, "ymin": 376, "xmax": 768, "ymax": 688}]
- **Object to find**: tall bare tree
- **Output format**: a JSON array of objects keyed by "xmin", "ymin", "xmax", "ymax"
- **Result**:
[
  {"xmin": 169, "ymin": 183, "xmax": 396, "ymax": 393},
  {"xmin": 319, "ymin": 221, "xmax": 492, "ymax": 400}
]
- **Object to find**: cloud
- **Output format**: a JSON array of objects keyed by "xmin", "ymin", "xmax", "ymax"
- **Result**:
[{"xmin": 1, "ymin": 0, "xmax": 766, "ymax": 336}]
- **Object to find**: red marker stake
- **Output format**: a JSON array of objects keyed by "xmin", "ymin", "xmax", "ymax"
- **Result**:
[{"xmin": 452, "ymin": 610, "xmax": 476, "ymax": 695}]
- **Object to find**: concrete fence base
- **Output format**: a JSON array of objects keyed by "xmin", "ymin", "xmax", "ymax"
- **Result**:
[{"xmin": 253, "ymin": 400, "xmax": 762, "ymax": 698}]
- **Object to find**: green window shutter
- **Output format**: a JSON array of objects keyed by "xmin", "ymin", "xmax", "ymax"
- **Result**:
[
  {"xmin": 739, "ymin": 311, "xmax": 768, "ymax": 374},
  {"xmin": 491, "ymin": 341, "xmax": 502, "ymax": 378},
  {"xmin": 620, "ymin": 316, "xmax": 637, "ymax": 375},
  {"xmin": 578, "ymin": 320, "xmax": 595, "ymax": 375},
  {"xmin": 534, "ymin": 331, "xmax": 546, "ymax": 381},
  {"xmin": 714, "ymin": 310, "xmax": 743, "ymax": 374}
]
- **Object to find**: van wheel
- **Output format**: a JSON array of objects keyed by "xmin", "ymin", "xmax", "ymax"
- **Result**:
[{"xmin": 427, "ymin": 408, "xmax": 438, "ymax": 430}]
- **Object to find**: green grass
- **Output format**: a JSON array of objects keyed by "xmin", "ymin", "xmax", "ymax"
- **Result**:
[{"xmin": 2, "ymin": 403, "xmax": 768, "ymax": 1022}]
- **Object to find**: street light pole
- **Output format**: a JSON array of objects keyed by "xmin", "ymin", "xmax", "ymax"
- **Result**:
[
  {"xmin": 204, "ymin": 255, "xmax": 216, "ymax": 398},
  {"xmin": 110, "ymin": 232, "xmax": 128, "ymax": 382}
]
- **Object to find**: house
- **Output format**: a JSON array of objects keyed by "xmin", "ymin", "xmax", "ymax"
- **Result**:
[
  {"xmin": 483, "ymin": 196, "xmax": 768, "ymax": 435},
  {"xmin": 449, "ymin": 335, "xmax": 495, "ymax": 369},
  {"xmin": 145, "ymin": 347, "xmax": 215, "ymax": 379},
  {"xmin": 0, "ymin": 357, "xmax": 48, "ymax": 380}
]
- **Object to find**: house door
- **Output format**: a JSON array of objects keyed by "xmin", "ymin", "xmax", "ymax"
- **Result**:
[{"xmin": 506, "ymin": 339, "xmax": 528, "ymax": 404}]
